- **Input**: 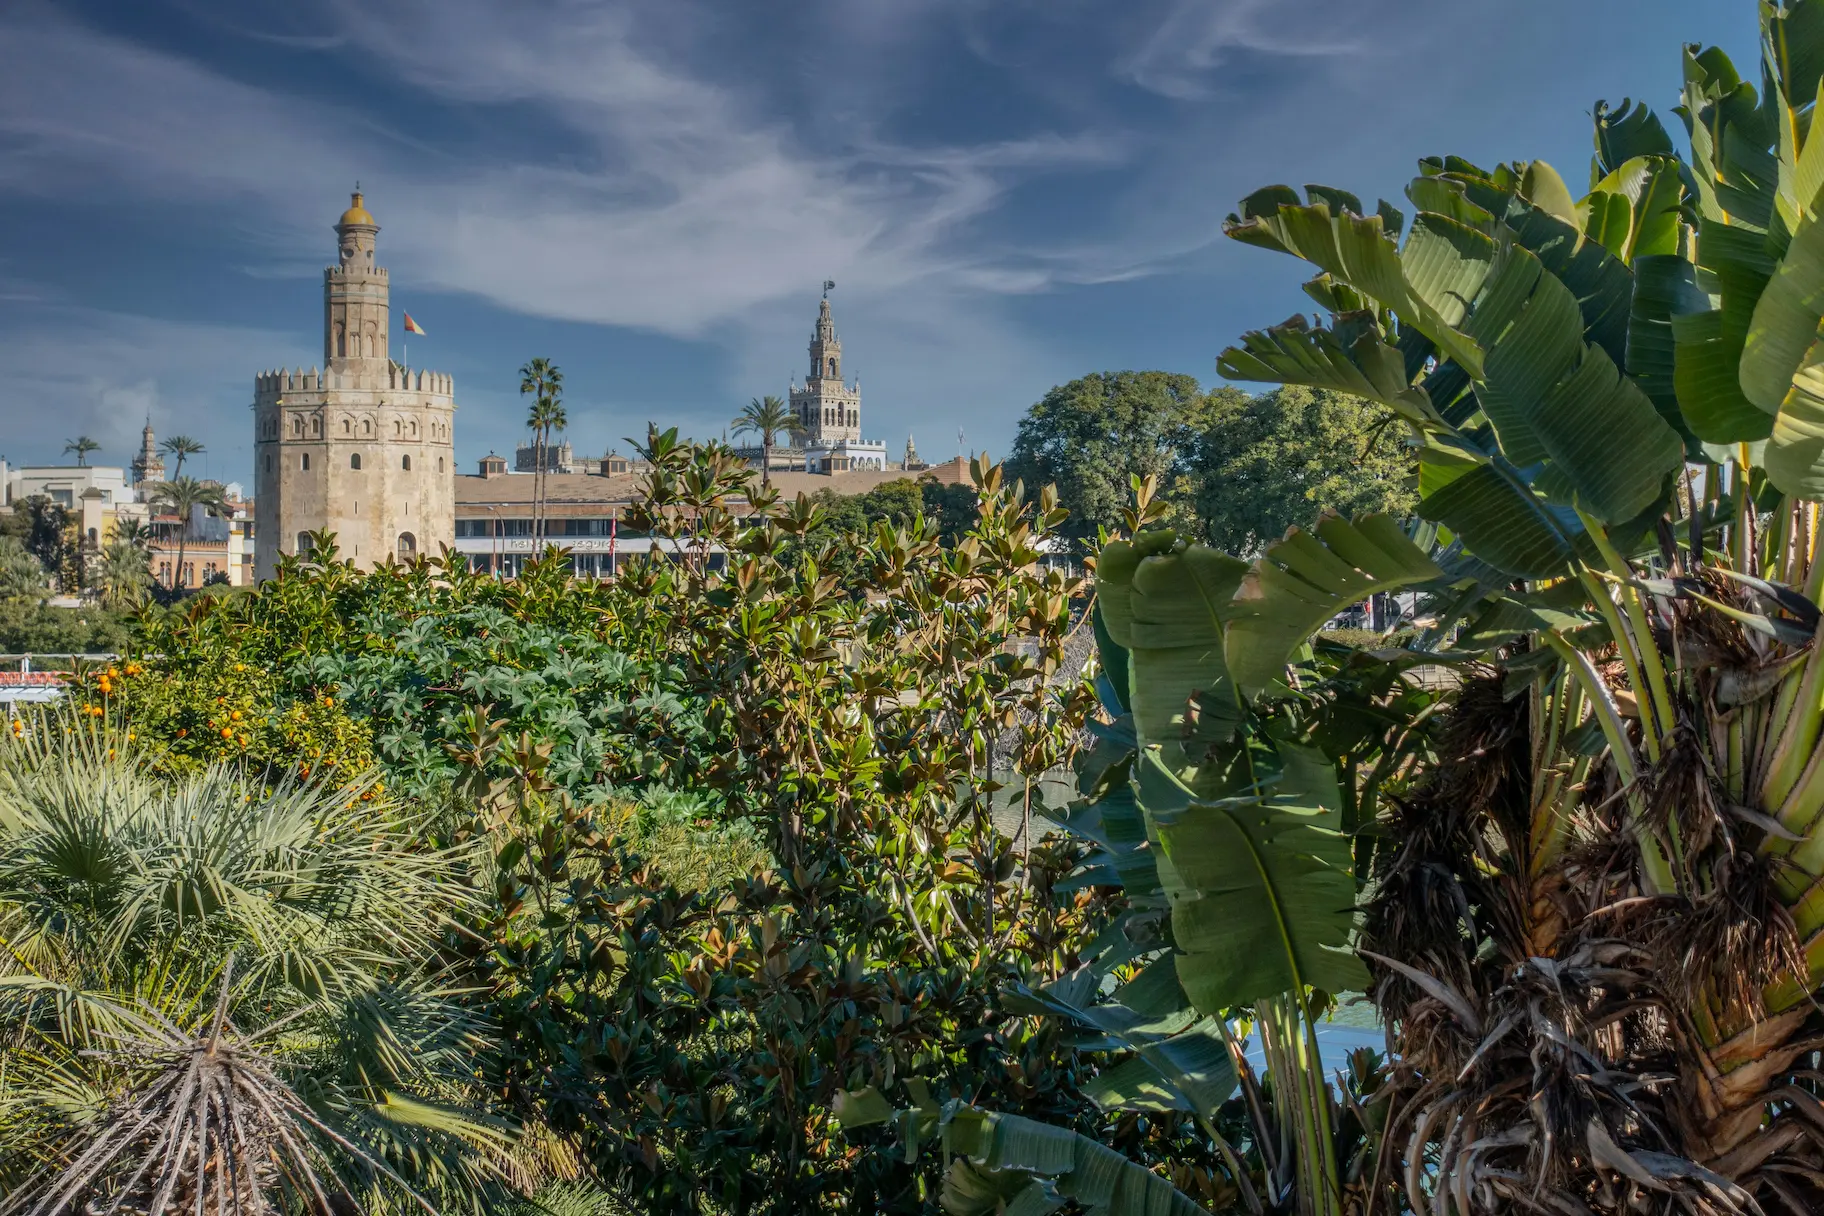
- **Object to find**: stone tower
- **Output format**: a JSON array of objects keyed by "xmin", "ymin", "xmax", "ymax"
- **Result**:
[
  {"xmin": 132, "ymin": 418, "xmax": 165, "ymax": 485},
  {"xmin": 788, "ymin": 291, "xmax": 861, "ymax": 445},
  {"xmin": 252, "ymin": 191, "xmax": 456, "ymax": 581}
]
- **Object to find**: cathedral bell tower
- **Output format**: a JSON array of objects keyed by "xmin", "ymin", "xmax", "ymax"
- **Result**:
[
  {"xmin": 325, "ymin": 190, "xmax": 388, "ymax": 368},
  {"xmin": 788, "ymin": 286, "xmax": 861, "ymax": 446}
]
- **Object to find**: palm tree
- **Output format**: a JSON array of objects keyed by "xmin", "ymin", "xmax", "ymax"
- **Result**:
[
  {"xmin": 148, "ymin": 476, "xmax": 226, "ymax": 594},
  {"xmin": 62, "ymin": 436, "xmax": 99, "ymax": 467},
  {"xmin": 93, "ymin": 538, "xmax": 150, "ymax": 609},
  {"xmin": 0, "ymin": 535, "xmax": 45, "ymax": 602},
  {"xmin": 731, "ymin": 395, "xmax": 801, "ymax": 488},
  {"xmin": 112, "ymin": 516, "xmax": 154, "ymax": 553},
  {"xmin": 519, "ymin": 358, "xmax": 564, "ymax": 545},
  {"xmin": 0, "ymin": 718, "xmax": 508, "ymax": 1213},
  {"xmin": 158, "ymin": 433, "xmax": 205, "ymax": 478}
]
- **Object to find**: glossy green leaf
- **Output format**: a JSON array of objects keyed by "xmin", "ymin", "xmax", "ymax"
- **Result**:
[
  {"xmin": 1593, "ymin": 99, "xmax": 1676, "ymax": 178},
  {"xmin": 1767, "ymin": 335, "xmax": 1824, "ymax": 495},
  {"xmin": 1628, "ymin": 254, "xmax": 1709, "ymax": 448},
  {"xmin": 1215, "ymin": 314, "xmax": 1442, "ymax": 428},
  {"xmin": 1225, "ymin": 512, "xmax": 1443, "ymax": 701},
  {"xmin": 1417, "ymin": 455, "xmax": 1579, "ymax": 578},
  {"xmin": 1672, "ymin": 309, "xmax": 1775, "ymax": 440},
  {"xmin": 1097, "ymin": 540, "xmax": 1250, "ymax": 753},
  {"xmin": 1137, "ymin": 755, "xmax": 1370, "ymax": 1011},
  {"xmin": 943, "ymin": 1109, "xmax": 1207, "ymax": 1216},
  {"xmin": 1742, "ymin": 203, "xmax": 1824, "ymax": 413}
]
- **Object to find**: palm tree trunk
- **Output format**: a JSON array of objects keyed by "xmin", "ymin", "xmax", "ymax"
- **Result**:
[
  {"xmin": 173, "ymin": 529, "xmax": 188, "ymax": 593},
  {"xmin": 762, "ymin": 436, "xmax": 772, "ymax": 488}
]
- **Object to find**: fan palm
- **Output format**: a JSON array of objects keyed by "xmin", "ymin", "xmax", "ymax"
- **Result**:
[
  {"xmin": 157, "ymin": 435, "xmax": 204, "ymax": 479},
  {"xmin": 61, "ymin": 437, "xmax": 99, "ymax": 467},
  {"xmin": 731, "ymin": 395, "xmax": 801, "ymax": 488},
  {"xmin": 519, "ymin": 359, "xmax": 564, "ymax": 547},
  {"xmin": 147, "ymin": 477, "xmax": 225, "ymax": 594},
  {"xmin": 0, "ymin": 715, "xmax": 510, "ymax": 1213}
]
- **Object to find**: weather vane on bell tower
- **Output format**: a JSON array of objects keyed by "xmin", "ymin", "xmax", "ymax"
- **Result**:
[{"xmin": 822, "ymin": 279, "xmax": 836, "ymax": 298}]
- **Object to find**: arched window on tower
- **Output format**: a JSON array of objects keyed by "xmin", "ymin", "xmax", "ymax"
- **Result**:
[
  {"xmin": 397, "ymin": 532, "xmax": 417, "ymax": 559},
  {"xmin": 312, "ymin": 417, "xmax": 322, "ymax": 437},
  {"xmin": 335, "ymin": 323, "xmax": 346, "ymax": 357},
  {"xmin": 350, "ymin": 453, "xmax": 362, "ymax": 471},
  {"xmin": 296, "ymin": 532, "xmax": 311, "ymax": 554},
  {"xmin": 827, "ymin": 357, "xmax": 836, "ymax": 376},
  {"xmin": 402, "ymin": 455, "xmax": 411, "ymax": 471},
  {"xmin": 300, "ymin": 453, "xmax": 310, "ymax": 471}
]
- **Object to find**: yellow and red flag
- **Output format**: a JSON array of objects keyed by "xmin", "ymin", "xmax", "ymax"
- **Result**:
[{"xmin": 402, "ymin": 313, "xmax": 427, "ymax": 336}]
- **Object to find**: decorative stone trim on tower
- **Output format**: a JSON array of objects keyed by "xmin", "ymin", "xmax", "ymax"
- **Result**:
[{"xmin": 251, "ymin": 190, "xmax": 456, "ymax": 581}]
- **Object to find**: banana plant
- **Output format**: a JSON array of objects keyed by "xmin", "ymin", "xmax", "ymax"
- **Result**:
[{"xmin": 1217, "ymin": 2, "xmax": 1824, "ymax": 1210}]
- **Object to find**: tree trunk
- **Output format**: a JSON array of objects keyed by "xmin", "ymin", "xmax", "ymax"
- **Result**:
[{"xmin": 762, "ymin": 437, "xmax": 772, "ymax": 488}]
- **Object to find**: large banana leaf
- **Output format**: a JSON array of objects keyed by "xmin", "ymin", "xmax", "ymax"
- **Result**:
[
  {"xmin": 1225, "ymin": 511, "xmax": 1443, "ymax": 700},
  {"xmin": 1095, "ymin": 535, "xmax": 1249, "ymax": 755},
  {"xmin": 1006, "ymin": 958, "xmax": 1237, "ymax": 1120},
  {"xmin": 1215, "ymin": 313, "xmax": 1443, "ymax": 428},
  {"xmin": 1138, "ymin": 754, "xmax": 1370, "ymax": 1012},
  {"xmin": 834, "ymin": 1089, "xmax": 1206, "ymax": 1216},
  {"xmin": 1226, "ymin": 197, "xmax": 1493, "ymax": 376}
]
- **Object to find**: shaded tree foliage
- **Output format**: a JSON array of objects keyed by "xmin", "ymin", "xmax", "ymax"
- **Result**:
[
  {"xmin": 1188, "ymin": 385, "xmax": 1415, "ymax": 556},
  {"xmin": 1006, "ymin": 372, "xmax": 1215, "ymax": 553}
]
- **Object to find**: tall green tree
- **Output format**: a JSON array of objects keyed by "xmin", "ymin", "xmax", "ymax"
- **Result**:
[
  {"xmin": 519, "ymin": 358, "xmax": 565, "ymax": 545},
  {"xmin": 731, "ymin": 394, "xmax": 802, "ymax": 487},
  {"xmin": 61, "ymin": 436, "xmax": 99, "ymax": 467},
  {"xmin": 158, "ymin": 433, "xmax": 205, "ymax": 478},
  {"xmin": 149, "ymin": 477, "xmax": 226, "ymax": 594},
  {"xmin": 1188, "ymin": 384, "xmax": 1416, "ymax": 556},
  {"xmin": 11, "ymin": 497, "xmax": 73, "ymax": 587},
  {"xmin": 1006, "ymin": 371, "xmax": 1214, "ymax": 553}
]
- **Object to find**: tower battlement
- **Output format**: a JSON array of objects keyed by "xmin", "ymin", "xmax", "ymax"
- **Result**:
[
  {"xmin": 253, "ymin": 366, "xmax": 453, "ymax": 402},
  {"xmin": 325, "ymin": 265, "xmax": 389, "ymax": 283}
]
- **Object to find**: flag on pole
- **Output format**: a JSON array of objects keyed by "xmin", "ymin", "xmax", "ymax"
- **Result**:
[{"xmin": 402, "ymin": 313, "xmax": 427, "ymax": 336}]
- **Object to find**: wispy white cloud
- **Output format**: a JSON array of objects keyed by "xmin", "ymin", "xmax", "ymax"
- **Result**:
[
  {"xmin": 0, "ymin": 305, "xmax": 310, "ymax": 477},
  {"xmin": 1116, "ymin": 0, "xmax": 1386, "ymax": 100},
  {"xmin": 0, "ymin": 0, "xmax": 1132, "ymax": 467}
]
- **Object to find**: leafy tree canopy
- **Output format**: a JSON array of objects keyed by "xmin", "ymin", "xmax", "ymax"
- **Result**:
[
  {"xmin": 1188, "ymin": 384, "xmax": 1416, "ymax": 556},
  {"xmin": 1006, "ymin": 371, "xmax": 1215, "ymax": 552}
]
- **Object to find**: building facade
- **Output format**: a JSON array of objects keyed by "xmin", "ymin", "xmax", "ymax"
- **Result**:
[{"xmin": 252, "ymin": 192, "xmax": 456, "ymax": 580}]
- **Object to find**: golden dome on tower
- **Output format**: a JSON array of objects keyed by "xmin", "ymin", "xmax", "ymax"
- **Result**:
[{"xmin": 338, "ymin": 190, "xmax": 376, "ymax": 228}]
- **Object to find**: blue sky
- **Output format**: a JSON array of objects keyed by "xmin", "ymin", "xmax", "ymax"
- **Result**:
[{"xmin": 0, "ymin": 0, "xmax": 1756, "ymax": 486}]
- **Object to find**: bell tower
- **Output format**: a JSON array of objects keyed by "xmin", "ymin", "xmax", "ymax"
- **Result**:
[
  {"xmin": 324, "ymin": 189, "xmax": 388, "ymax": 369},
  {"xmin": 788, "ymin": 284, "xmax": 861, "ymax": 446},
  {"xmin": 809, "ymin": 296, "xmax": 841, "ymax": 382}
]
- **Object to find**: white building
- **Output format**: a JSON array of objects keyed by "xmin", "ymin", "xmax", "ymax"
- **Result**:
[{"xmin": 805, "ymin": 439, "xmax": 888, "ymax": 472}]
